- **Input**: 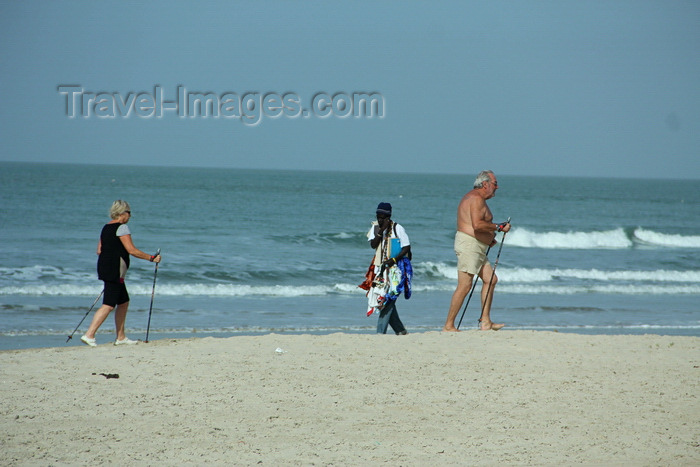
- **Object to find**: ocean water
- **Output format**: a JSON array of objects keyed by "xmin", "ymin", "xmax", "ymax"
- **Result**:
[{"xmin": 1, "ymin": 162, "xmax": 699, "ymax": 350}]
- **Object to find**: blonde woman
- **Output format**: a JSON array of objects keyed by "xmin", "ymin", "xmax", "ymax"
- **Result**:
[{"xmin": 81, "ymin": 200, "xmax": 161, "ymax": 346}]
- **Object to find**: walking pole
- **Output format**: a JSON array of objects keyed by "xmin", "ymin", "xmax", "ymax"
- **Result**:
[
  {"xmin": 456, "ymin": 246, "xmax": 491, "ymax": 330},
  {"xmin": 145, "ymin": 249, "xmax": 160, "ymax": 343},
  {"xmin": 478, "ymin": 218, "xmax": 510, "ymax": 326},
  {"xmin": 66, "ymin": 289, "xmax": 104, "ymax": 343}
]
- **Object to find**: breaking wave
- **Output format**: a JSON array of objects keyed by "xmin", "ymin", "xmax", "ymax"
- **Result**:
[
  {"xmin": 506, "ymin": 227, "xmax": 700, "ymax": 249},
  {"xmin": 2, "ymin": 264, "xmax": 699, "ymax": 297}
]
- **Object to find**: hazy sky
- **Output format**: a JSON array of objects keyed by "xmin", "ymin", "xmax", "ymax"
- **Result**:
[{"xmin": 1, "ymin": 1, "xmax": 698, "ymax": 178}]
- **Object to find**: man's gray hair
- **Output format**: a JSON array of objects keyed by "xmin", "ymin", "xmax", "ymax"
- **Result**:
[{"xmin": 474, "ymin": 170, "xmax": 494, "ymax": 188}]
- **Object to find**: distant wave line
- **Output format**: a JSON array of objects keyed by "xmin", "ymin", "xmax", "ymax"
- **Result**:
[
  {"xmin": 506, "ymin": 227, "xmax": 700, "ymax": 249},
  {"xmin": 417, "ymin": 263, "xmax": 700, "ymax": 283},
  {"xmin": 2, "ymin": 282, "xmax": 699, "ymax": 297},
  {"xmin": 5, "ymin": 264, "xmax": 700, "ymax": 285},
  {"xmin": 498, "ymin": 284, "xmax": 700, "ymax": 295}
]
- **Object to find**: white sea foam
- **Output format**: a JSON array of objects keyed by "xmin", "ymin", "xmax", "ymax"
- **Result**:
[
  {"xmin": 499, "ymin": 267, "xmax": 700, "ymax": 283},
  {"xmin": 0, "ymin": 265, "xmax": 93, "ymax": 282},
  {"xmin": 499, "ymin": 284, "xmax": 700, "ymax": 295},
  {"xmin": 415, "ymin": 261, "xmax": 457, "ymax": 280},
  {"xmin": 506, "ymin": 227, "xmax": 633, "ymax": 249},
  {"xmin": 634, "ymin": 228, "xmax": 700, "ymax": 248},
  {"xmin": 3, "ymin": 275, "xmax": 699, "ymax": 297},
  {"xmin": 415, "ymin": 263, "xmax": 700, "ymax": 283},
  {"xmin": 0, "ymin": 283, "xmax": 347, "ymax": 297},
  {"xmin": 158, "ymin": 283, "xmax": 335, "ymax": 297},
  {"xmin": 505, "ymin": 227, "xmax": 700, "ymax": 250}
]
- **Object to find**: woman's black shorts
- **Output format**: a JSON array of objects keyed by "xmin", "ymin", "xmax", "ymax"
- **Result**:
[{"xmin": 103, "ymin": 280, "xmax": 130, "ymax": 307}]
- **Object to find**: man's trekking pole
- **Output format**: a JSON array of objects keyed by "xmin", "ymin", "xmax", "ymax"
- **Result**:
[
  {"xmin": 66, "ymin": 289, "xmax": 104, "ymax": 343},
  {"xmin": 145, "ymin": 249, "xmax": 160, "ymax": 343},
  {"xmin": 478, "ymin": 218, "xmax": 510, "ymax": 325}
]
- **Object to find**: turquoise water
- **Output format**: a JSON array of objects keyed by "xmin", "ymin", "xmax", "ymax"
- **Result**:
[{"xmin": 1, "ymin": 162, "xmax": 698, "ymax": 350}]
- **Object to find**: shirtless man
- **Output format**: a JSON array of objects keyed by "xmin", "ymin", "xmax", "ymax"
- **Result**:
[{"xmin": 443, "ymin": 170, "xmax": 511, "ymax": 332}]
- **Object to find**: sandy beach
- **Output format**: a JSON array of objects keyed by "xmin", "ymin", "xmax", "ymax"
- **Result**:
[{"xmin": 1, "ymin": 331, "xmax": 698, "ymax": 466}]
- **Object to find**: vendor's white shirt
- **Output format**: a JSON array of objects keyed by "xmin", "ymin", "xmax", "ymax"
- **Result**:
[{"xmin": 366, "ymin": 222, "xmax": 410, "ymax": 247}]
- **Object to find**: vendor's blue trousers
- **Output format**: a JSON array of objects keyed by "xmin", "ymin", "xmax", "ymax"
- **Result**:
[{"xmin": 376, "ymin": 299, "xmax": 406, "ymax": 334}]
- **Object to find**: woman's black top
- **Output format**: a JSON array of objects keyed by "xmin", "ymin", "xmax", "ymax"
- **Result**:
[{"xmin": 97, "ymin": 223, "xmax": 129, "ymax": 282}]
